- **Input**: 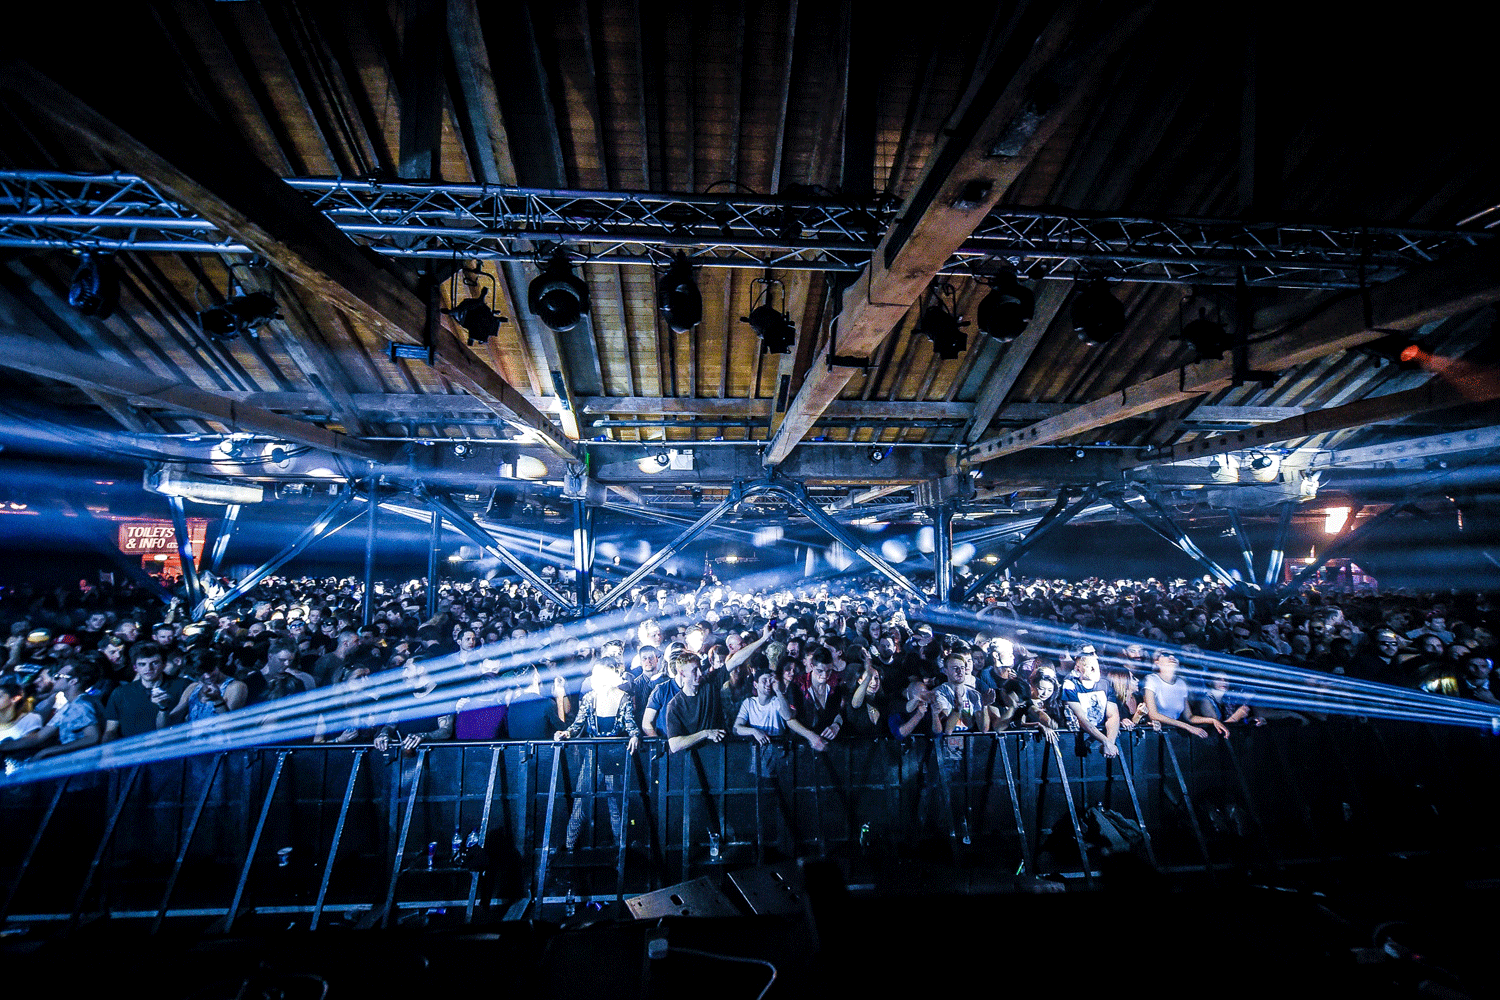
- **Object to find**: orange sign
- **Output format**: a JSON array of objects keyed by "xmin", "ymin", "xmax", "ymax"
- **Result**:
[{"xmin": 118, "ymin": 519, "xmax": 208, "ymax": 557}]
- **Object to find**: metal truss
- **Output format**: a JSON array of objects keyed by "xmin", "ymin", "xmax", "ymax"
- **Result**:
[{"xmin": 0, "ymin": 170, "xmax": 1491, "ymax": 288}]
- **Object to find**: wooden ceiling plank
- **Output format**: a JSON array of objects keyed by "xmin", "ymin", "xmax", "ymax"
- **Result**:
[
  {"xmin": 768, "ymin": 0, "xmax": 799, "ymax": 194},
  {"xmin": 445, "ymin": 0, "xmax": 520, "ymax": 186},
  {"xmin": 763, "ymin": 6, "xmax": 1146, "ymax": 466}
]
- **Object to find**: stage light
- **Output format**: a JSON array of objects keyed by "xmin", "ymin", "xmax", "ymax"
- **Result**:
[
  {"xmin": 1325, "ymin": 506, "xmax": 1350, "ymax": 534},
  {"xmin": 1072, "ymin": 279, "xmax": 1125, "ymax": 344},
  {"xmin": 144, "ymin": 467, "xmax": 264, "ymax": 505},
  {"xmin": 68, "ymin": 252, "xmax": 118, "ymax": 319},
  {"xmin": 528, "ymin": 255, "xmax": 590, "ymax": 331},
  {"xmin": 443, "ymin": 287, "xmax": 505, "ymax": 345},
  {"xmin": 198, "ymin": 290, "xmax": 281, "ymax": 340},
  {"xmin": 743, "ymin": 304, "xmax": 795, "ymax": 354},
  {"xmin": 658, "ymin": 254, "xmax": 702, "ymax": 333},
  {"xmin": 453, "ymin": 442, "xmax": 471, "ymax": 458},
  {"xmin": 691, "ymin": 487, "xmax": 703, "ymax": 507},
  {"xmin": 514, "ymin": 455, "xmax": 549, "ymax": 480},
  {"xmin": 1247, "ymin": 451, "xmax": 1280, "ymax": 483},
  {"xmin": 1208, "ymin": 453, "xmax": 1239, "ymax": 484},
  {"xmin": 743, "ymin": 274, "xmax": 796, "ymax": 354},
  {"xmin": 869, "ymin": 445, "xmax": 887, "ymax": 463},
  {"xmin": 976, "ymin": 268, "xmax": 1034, "ymax": 343},
  {"xmin": 636, "ymin": 449, "xmax": 671, "ymax": 474},
  {"xmin": 1176, "ymin": 305, "xmax": 1230, "ymax": 361},
  {"xmin": 918, "ymin": 302, "xmax": 968, "ymax": 360}
]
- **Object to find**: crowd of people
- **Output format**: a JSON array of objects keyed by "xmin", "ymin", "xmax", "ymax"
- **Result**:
[{"xmin": 0, "ymin": 567, "xmax": 1495, "ymax": 774}]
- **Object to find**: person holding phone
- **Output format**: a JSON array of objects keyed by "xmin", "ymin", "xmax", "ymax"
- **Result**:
[{"xmin": 168, "ymin": 647, "xmax": 248, "ymax": 722}]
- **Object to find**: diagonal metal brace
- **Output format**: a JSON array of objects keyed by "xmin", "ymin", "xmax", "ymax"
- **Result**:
[
  {"xmin": 592, "ymin": 484, "xmax": 746, "ymax": 612},
  {"xmin": 958, "ymin": 489, "xmax": 1098, "ymax": 604},
  {"xmin": 196, "ymin": 489, "xmax": 355, "ymax": 617},
  {"xmin": 762, "ymin": 481, "xmax": 927, "ymax": 602},
  {"xmin": 1118, "ymin": 494, "xmax": 1250, "ymax": 596},
  {"xmin": 418, "ymin": 485, "xmax": 577, "ymax": 611}
]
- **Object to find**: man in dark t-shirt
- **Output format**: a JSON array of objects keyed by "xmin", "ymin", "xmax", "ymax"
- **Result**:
[
  {"xmin": 664, "ymin": 653, "xmax": 726, "ymax": 753},
  {"xmin": 103, "ymin": 642, "xmax": 188, "ymax": 740}
]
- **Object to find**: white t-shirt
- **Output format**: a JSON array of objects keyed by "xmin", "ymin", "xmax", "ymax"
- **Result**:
[
  {"xmin": 1144, "ymin": 674, "xmax": 1190, "ymax": 721},
  {"xmin": 0, "ymin": 712, "xmax": 43, "ymax": 742},
  {"xmin": 736, "ymin": 696, "xmax": 790, "ymax": 735}
]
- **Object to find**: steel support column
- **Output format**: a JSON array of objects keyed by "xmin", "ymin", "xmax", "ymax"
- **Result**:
[
  {"xmin": 1263, "ymin": 500, "xmax": 1295, "ymax": 589},
  {"xmin": 197, "ymin": 489, "xmax": 354, "ymax": 617},
  {"xmin": 573, "ymin": 500, "xmax": 594, "ymax": 612},
  {"xmin": 418, "ymin": 488, "xmax": 576, "ymax": 610},
  {"xmin": 165, "ymin": 495, "xmax": 201, "ymax": 612},
  {"xmin": 363, "ymin": 474, "xmax": 378, "ymax": 626},
  {"xmin": 206, "ymin": 504, "xmax": 240, "ymax": 574},
  {"xmin": 426, "ymin": 506, "xmax": 441, "ymax": 620},
  {"xmin": 934, "ymin": 502, "xmax": 954, "ymax": 605}
]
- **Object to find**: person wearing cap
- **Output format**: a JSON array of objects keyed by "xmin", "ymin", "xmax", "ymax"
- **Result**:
[{"xmin": 640, "ymin": 644, "xmax": 688, "ymax": 738}]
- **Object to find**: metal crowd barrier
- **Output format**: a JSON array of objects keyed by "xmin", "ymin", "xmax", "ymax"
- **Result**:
[{"xmin": 0, "ymin": 722, "xmax": 1492, "ymax": 932}]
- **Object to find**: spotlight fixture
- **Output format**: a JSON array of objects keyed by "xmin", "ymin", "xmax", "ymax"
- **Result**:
[
  {"xmin": 691, "ymin": 487, "xmax": 704, "ymax": 507},
  {"xmin": 1247, "ymin": 451, "xmax": 1281, "ymax": 483},
  {"xmin": 742, "ymin": 274, "xmax": 795, "ymax": 354},
  {"xmin": 869, "ymin": 445, "xmax": 887, "ymax": 463},
  {"xmin": 657, "ymin": 254, "xmax": 702, "ymax": 333},
  {"xmin": 1175, "ymin": 303, "xmax": 1230, "ymax": 361},
  {"xmin": 976, "ymin": 268, "xmax": 1034, "ymax": 343},
  {"xmin": 442, "ymin": 280, "xmax": 506, "ymax": 346},
  {"xmin": 68, "ymin": 252, "xmax": 118, "ymax": 319},
  {"xmin": 918, "ymin": 283, "xmax": 968, "ymax": 360},
  {"xmin": 453, "ymin": 442, "xmax": 471, "ymax": 458},
  {"xmin": 528, "ymin": 254, "xmax": 590, "ymax": 331},
  {"xmin": 1072, "ymin": 279, "xmax": 1125, "ymax": 345},
  {"xmin": 636, "ymin": 448, "xmax": 673, "ymax": 475},
  {"xmin": 198, "ymin": 290, "xmax": 281, "ymax": 340}
]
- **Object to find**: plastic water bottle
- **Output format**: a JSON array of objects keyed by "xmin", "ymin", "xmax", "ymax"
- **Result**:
[
  {"xmin": 708, "ymin": 830, "xmax": 721, "ymax": 862},
  {"xmin": 859, "ymin": 823, "xmax": 870, "ymax": 850},
  {"xmin": 466, "ymin": 829, "xmax": 481, "ymax": 849},
  {"xmin": 451, "ymin": 829, "xmax": 464, "ymax": 864}
]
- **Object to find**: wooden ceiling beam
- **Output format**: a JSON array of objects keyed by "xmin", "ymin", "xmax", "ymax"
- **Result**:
[
  {"xmin": 0, "ymin": 326, "xmax": 386, "ymax": 462},
  {"xmin": 0, "ymin": 60, "xmax": 576, "ymax": 461},
  {"xmin": 967, "ymin": 238, "xmax": 1500, "ymax": 466},
  {"xmin": 762, "ymin": 6, "xmax": 1146, "ymax": 466}
]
